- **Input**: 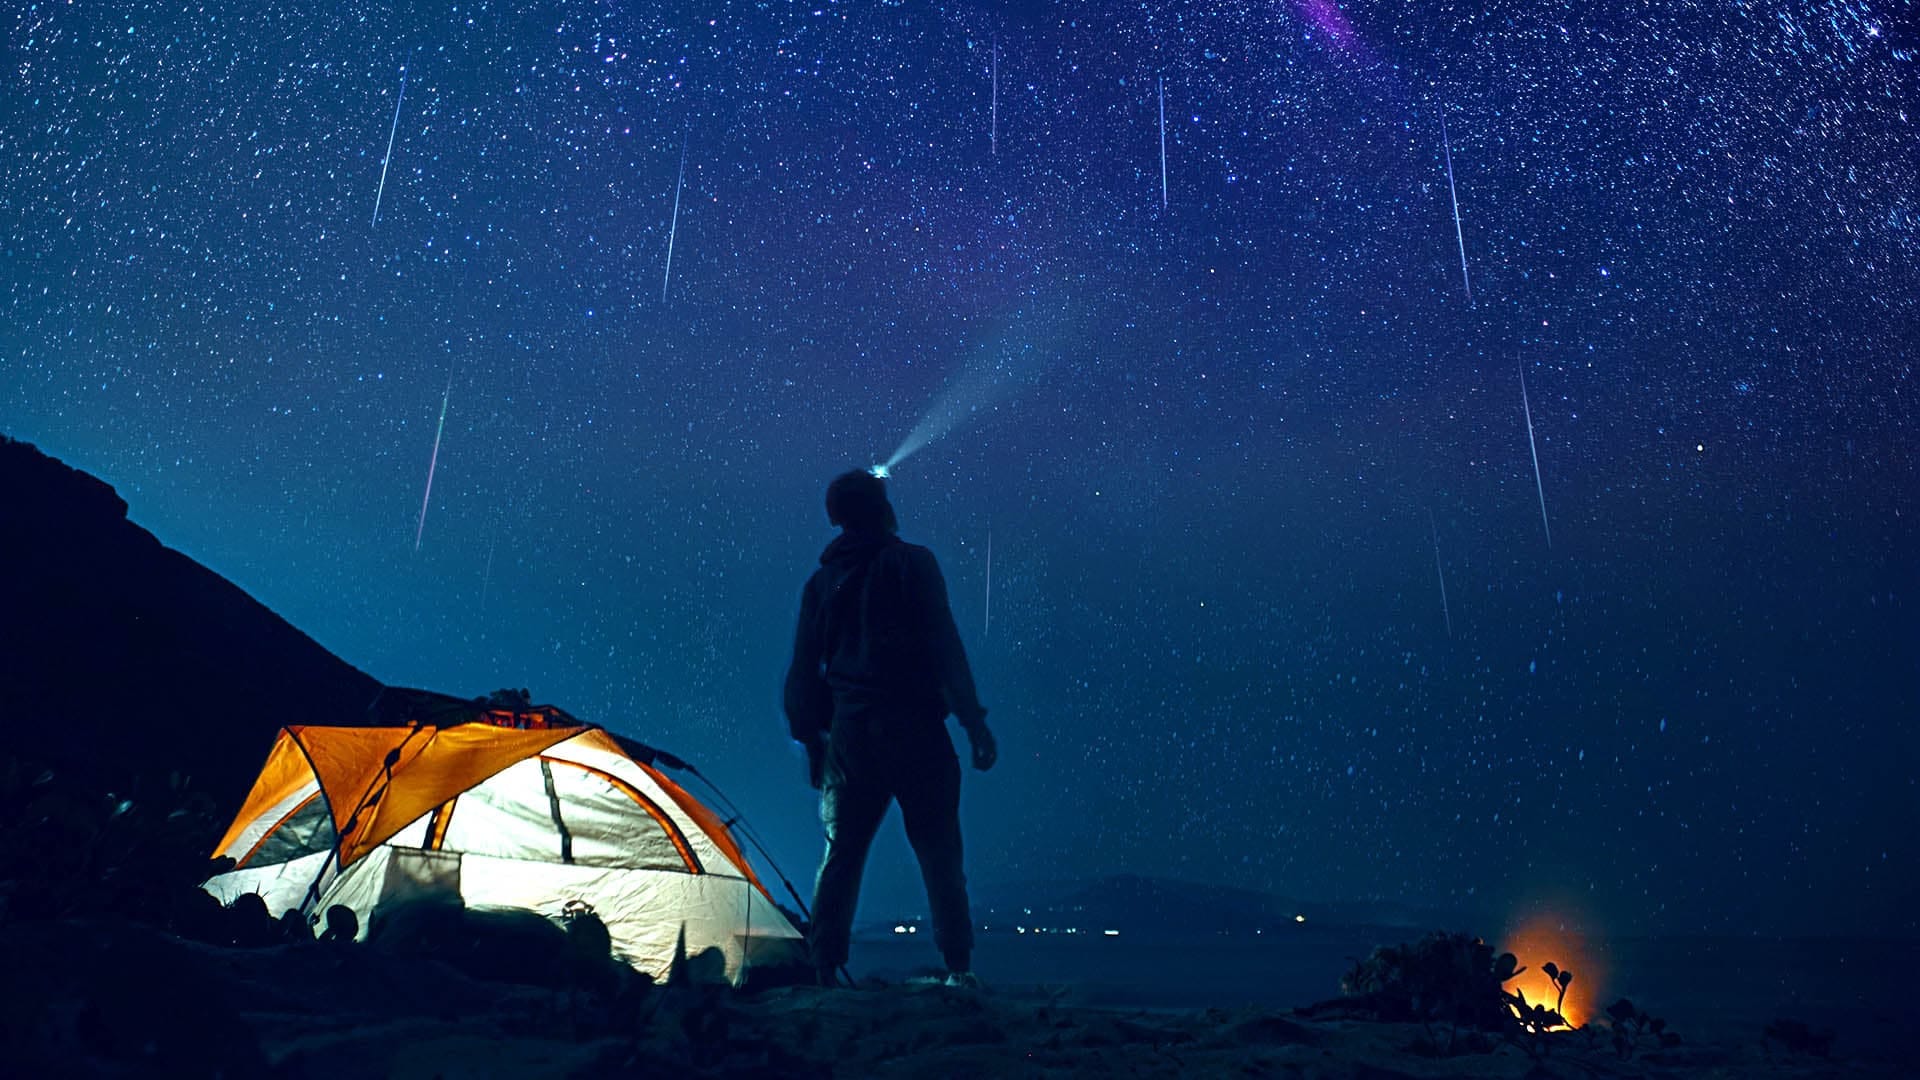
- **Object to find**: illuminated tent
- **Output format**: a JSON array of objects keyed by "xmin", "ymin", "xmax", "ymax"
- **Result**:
[{"xmin": 201, "ymin": 691, "xmax": 804, "ymax": 985}]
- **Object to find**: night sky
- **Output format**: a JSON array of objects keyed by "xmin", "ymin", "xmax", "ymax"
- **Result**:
[{"xmin": 5, "ymin": 1, "xmax": 1915, "ymax": 940}]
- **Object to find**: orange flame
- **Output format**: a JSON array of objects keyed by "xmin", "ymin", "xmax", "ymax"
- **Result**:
[{"xmin": 1502, "ymin": 914, "xmax": 1602, "ymax": 1029}]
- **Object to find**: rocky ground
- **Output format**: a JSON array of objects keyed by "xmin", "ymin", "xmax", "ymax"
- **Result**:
[{"xmin": 0, "ymin": 915, "xmax": 1893, "ymax": 1079}]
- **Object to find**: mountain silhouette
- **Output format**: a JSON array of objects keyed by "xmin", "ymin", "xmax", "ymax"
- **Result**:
[{"xmin": 0, "ymin": 436, "xmax": 383, "ymax": 811}]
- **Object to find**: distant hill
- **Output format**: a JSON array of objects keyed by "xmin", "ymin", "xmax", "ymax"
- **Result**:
[
  {"xmin": 958, "ymin": 873, "xmax": 1488, "ymax": 940},
  {"xmin": 0, "ymin": 436, "xmax": 384, "ymax": 812}
]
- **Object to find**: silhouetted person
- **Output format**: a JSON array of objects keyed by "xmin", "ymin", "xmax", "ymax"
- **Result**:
[{"xmin": 785, "ymin": 468, "xmax": 996, "ymax": 985}]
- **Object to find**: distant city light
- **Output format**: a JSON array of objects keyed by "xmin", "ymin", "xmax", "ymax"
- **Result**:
[
  {"xmin": 1103, "ymin": 929, "xmax": 1120, "ymax": 937},
  {"xmin": 1295, "ymin": 914, "xmax": 1307, "ymax": 923}
]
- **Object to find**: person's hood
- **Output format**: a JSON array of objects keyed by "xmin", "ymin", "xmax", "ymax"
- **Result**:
[{"xmin": 820, "ymin": 528, "xmax": 898, "ymax": 567}]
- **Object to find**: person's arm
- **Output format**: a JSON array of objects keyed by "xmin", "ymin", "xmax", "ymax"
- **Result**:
[
  {"xmin": 913, "ymin": 547, "xmax": 989, "ymax": 734},
  {"xmin": 782, "ymin": 578, "xmax": 832, "ymax": 745}
]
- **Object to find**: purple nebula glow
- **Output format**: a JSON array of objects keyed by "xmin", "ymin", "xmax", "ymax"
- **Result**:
[{"xmin": 1293, "ymin": 0, "xmax": 1359, "ymax": 49}]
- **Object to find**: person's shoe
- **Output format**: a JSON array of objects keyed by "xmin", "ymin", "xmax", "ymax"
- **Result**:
[{"xmin": 942, "ymin": 970, "xmax": 984, "ymax": 991}]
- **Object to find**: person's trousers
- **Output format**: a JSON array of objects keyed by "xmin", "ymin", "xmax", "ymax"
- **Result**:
[{"xmin": 808, "ymin": 702, "xmax": 973, "ymax": 971}]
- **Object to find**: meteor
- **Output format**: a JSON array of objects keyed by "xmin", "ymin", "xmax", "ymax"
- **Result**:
[
  {"xmin": 1520, "ymin": 360, "xmax": 1552, "ymax": 548},
  {"xmin": 1427, "ymin": 508, "xmax": 1452, "ymax": 638},
  {"xmin": 984, "ymin": 526, "xmax": 993, "ymax": 640},
  {"xmin": 1157, "ymin": 75, "xmax": 1168, "ymax": 210},
  {"xmin": 414, "ymin": 369, "xmax": 451, "ymax": 552},
  {"xmin": 372, "ymin": 53, "xmax": 411, "ymax": 228},
  {"xmin": 662, "ymin": 132, "xmax": 687, "ymax": 304},
  {"xmin": 1441, "ymin": 112, "xmax": 1472, "ymax": 304}
]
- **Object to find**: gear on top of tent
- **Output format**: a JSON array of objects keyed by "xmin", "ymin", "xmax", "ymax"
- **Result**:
[{"xmin": 201, "ymin": 687, "xmax": 806, "ymax": 985}]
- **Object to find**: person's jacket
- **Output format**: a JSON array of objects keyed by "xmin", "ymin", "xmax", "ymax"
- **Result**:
[{"xmin": 783, "ymin": 529, "xmax": 986, "ymax": 742}]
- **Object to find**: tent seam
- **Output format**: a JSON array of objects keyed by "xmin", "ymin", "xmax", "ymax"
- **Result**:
[{"xmin": 540, "ymin": 755, "xmax": 703, "ymax": 874}]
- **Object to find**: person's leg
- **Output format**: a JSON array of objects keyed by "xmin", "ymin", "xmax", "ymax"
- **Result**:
[
  {"xmin": 896, "ymin": 734, "xmax": 972, "ymax": 974},
  {"xmin": 808, "ymin": 735, "xmax": 890, "ymax": 977}
]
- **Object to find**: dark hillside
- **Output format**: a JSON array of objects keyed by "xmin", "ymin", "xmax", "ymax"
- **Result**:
[{"xmin": 0, "ymin": 436, "xmax": 383, "ymax": 811}]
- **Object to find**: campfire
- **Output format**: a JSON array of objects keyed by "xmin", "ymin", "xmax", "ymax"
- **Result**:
[{"xmin": 1503, "ymin": 914, "xmax": 1602, "ymax": 1029}]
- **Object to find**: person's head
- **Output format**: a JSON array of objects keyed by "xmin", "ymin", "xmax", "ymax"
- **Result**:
[{"xmin": 825, "ymin": 468, "xmax": 898, "ymax": 534}]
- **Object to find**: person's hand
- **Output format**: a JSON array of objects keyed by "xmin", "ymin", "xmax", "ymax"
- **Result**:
[{"xmin": 966, "ymin": 723, "xmax": 998, "ymax": 772}]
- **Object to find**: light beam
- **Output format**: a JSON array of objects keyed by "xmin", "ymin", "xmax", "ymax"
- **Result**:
[{"xmin": 881, "ymin": 303, "xmax": 1069, "ymax": 474}]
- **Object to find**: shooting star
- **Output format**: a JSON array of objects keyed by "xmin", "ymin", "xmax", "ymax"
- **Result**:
[
  {"xmin": 1427, "ymin": 508, "xmax": 1452, "ymax": 638},
  {"xmin": 480, "ymin": 527, "xmax": 497, "ymax": 608},
  {"xmin": 661, "ymin": 132, "xmax": 687, "ymax": 304},
  {"xmin": 1519, "ymin": 360, "xmax": 1552, "ymax": 548},
  {"xmin": 372, "ymin": 52, "xmax": 411, "ymax": 228},
  {"xmin": 414, "ymin": 367, "xmax": 451, "ymax": 553},
  {"xmin": 1441, "ymin": 112, "xmax": 1471, "ymax": 303},
  {"xmin": 1157, "ymin": 75, "xmax": 1168, "ymax": 209},
  {"xmin": 984, "ymin": 527, "xmax": 993, "ymax": 640},
  {"xmin": 990, "ymin": 38, "xmax": 999, "ymax": 155}
]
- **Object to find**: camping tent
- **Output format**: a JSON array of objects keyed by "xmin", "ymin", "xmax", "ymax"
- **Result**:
[{"xmin": 201, "ymin": 690, "xmax": 804, "ymax": 984}]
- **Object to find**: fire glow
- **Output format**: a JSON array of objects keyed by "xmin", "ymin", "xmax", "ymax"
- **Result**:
[{"xmin": 1504, "ymin": 915, "xmax": 1602, "ymax": 1029}]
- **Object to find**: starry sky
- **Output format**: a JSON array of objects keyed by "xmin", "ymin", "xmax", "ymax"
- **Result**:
[{"xmin": 4, "ymin": 1, "xmax": 1916, "ymax": 939}]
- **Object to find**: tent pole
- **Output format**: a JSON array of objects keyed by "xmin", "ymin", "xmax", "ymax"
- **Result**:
[{"xmin": 298, "ymin": 725, "xmax": 427, "ymax": 920}]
